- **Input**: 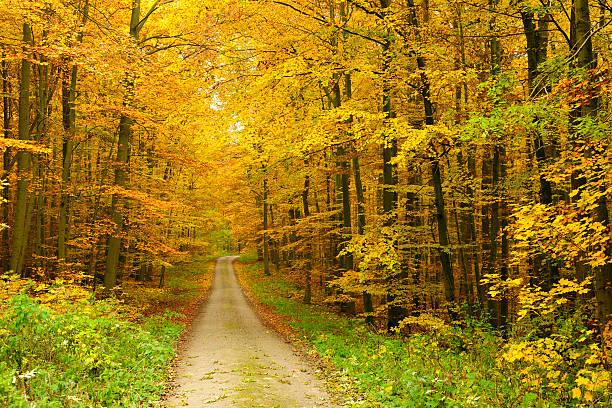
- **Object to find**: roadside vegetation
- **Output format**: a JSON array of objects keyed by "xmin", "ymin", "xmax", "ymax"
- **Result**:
[
  {"xmin": 236, "ymin": 256, "xmax": 611, "ymax": 408},
  {"xmin": 0, "ymin": 254, "xmax": 215, "ymax": 408},
  {"xmin": 1, "ymin": 0, "xmax": 611, "ymax": 406}
]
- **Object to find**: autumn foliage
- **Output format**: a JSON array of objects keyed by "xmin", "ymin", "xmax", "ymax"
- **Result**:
[{"xmin": 0, "ymin": 0, "xmax": 611, "ymax": 406}]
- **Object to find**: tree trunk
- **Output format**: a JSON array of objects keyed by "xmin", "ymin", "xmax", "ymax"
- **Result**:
[
  {"xmin": 105, "ymin": 0, "xmax": 155, "ymax": 290},
  {"xmin": 353, "ymin": 155, "xmax": 373, "ymax": 323},
  {"xmin": 263, "ymin": 176, "xmax": 270, "ymax": 276},
  {"xmin": 431, "ymin": 159, "xmax": 456, "ymax": 308},
  {"xmin": 104, "ymin": 114, "xmax": 131, "ymax": 289},
  {"xmin": 58, "ymin": 65, "xmax": 77, "ymax": 262},
  {"xmin": 33, "ymin": 51, "xmax": 49, "ymax": 271},
  {"xmin": 302, "ymin": 175, "xmax": 311, "ymax": 304},
  {"xmin": 58, "ymin": 2, "xmax": 89, "ymax": 264},
  {"xmin": 269, "ymin": 204, "xmax": 281, "ymax": 273},
  {"xmin": 1, "ymin": 58, "xmax": 12, "ymax": 272},
  {"xmin": 10, "ymin": 23, "xmax": 33, "ymax": 276},
  {"xmin": 489, "ymin": 146, "xmax": 501, "ymax": 327},
  {"xmin": 521, "ymin": 10, "xmax": 558, "ymax": 289},
  {"xmin": 406, "ymin": 172, "xmax": 424, "ymax": 316},
  {"xmin": 499, "ymin": 147, "xmax": 509, "ymax": 333},
  {"xmin": 448, "ymin": 155, "xmax": 471, "ymax": 305},
  {"xmin": 379, "ymin": 0, "xmax": 403, "ymax": 330},
  {"xmin": 337, "ymin": 145, "xmax": 352, "ymax": 271},
  {"xmin": 405, "ymin": 0, "xmax": 456, "ymax": 319},
  {"xmin": 570, "ymin": 0, "xmax": 612, "ymax": 329},
  {"xmin": 467, "ymin": 153, "xmax": 485, "ymax": 307}
]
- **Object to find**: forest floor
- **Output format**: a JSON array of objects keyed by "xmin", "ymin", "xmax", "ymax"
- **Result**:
[{"xmin": 166, "ymin": 256, "xmax": 336, "ymax": 408}]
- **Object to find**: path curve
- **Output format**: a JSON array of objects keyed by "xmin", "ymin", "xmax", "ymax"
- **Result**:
[{"xmin": 166, "ymin": 256, "xmax": 335, "ymax": 408}]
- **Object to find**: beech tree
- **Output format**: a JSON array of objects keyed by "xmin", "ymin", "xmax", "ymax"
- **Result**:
[{"xmin": 0, "ymin": 1, "xmax": 610, "ymax": 397}]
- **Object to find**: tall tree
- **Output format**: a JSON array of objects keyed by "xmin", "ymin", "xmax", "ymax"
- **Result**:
[
  {"xmin": 104, "ymin": 0, "xmax": 161, "ymax": 290},
  {"xmin": 58, "ymin": 0, "xmax": 90, "ymax": 265},
  {"xmin": 569, "ymin": 0, "xmax": 612, "ymax": 328},
  {"xmin": 9, "ymin": 23, "xmax": 33, "ymax": 276}
]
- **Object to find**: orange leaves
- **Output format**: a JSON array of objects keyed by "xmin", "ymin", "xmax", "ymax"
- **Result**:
[
  {"xmin": 0, "ymin": 138, "xmax": 51, "ymax": 155},
  {"xmin": 555, "ymin": 68, "xmax": 610, "ymax": 110},
  {"xmin": 106, "ymin": 185, "xmax": 177, "ymax": 211}
]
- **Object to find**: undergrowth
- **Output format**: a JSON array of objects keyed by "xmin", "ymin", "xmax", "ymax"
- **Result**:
[
  {"xmin": 236, "ymin": 258, "xmax": 611, "ymax": 408},
  {"xmin": 0, "ymin": 295, "xmax": 180, "ymax": 407},
  {"xmin": 0, "ymin": 253, "xmax": 215, "ymax": 407},
  {"xmin": 123, "ymin": 253, "xmax": 217, "ymax": 321}
]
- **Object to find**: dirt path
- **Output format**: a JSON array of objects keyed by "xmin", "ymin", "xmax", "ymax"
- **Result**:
[{"xmin": 166, "ymin": 256, "xmax": 335, "ymax": 408}]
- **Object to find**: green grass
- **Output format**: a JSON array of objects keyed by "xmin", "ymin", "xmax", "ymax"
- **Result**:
[
  {"xmin": 237, "ymin": 251, "xmax": 259, "ymax": 263},
  {"xmin": 238, "ymin": 261, "xmax": 605, "ymax": 408},
  {"xmin": 0, "ymin": 295, "xmax": 181, "ymax": 407},
  {"xmin": 165, "ymin": 253, "xmax": 217, "ymax": 293},
  {"xmin": 0, "ymin": 254, "xmax": 218, "ymax": 407}
]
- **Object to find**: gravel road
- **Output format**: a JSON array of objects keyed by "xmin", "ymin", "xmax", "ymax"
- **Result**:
[{"xmin": 166, "ymin": 256, "xmax": 335, "ymax": 408}]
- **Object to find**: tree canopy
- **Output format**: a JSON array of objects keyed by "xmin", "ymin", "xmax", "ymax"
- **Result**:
[{"xmin": 1, "ymin": 0, "xmax": 611, "ymax": 406}]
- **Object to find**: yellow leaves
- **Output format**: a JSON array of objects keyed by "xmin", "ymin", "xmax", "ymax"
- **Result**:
[
  {"xmin": 0, "ymin": 274, "xmax": 92, "ymax": 318},
  {"xmin": 585, "ymin": 352, "xmax": 601, "ymax": 366},
  {"xmin": 369, "ymin": 344, "xmax": 388, "ymax": 360},
  {"xmin": 576, "ymin": 375, "xmax": 591, "ymax": 388},
  {"xmin": 546, "ymin": 370, "xmax": 561, "ymax": 379},
  {"xmin": 394, "ymin": 123, "xmax": 456, "ymax": 168},
  {"xmin": 480, "ymin": 273, "xmax": 499, "ymax": 285},
  {"xmin": 346, "ymin": 231, "xmax": 401, "ymax": 275},
  {"xmin": 483, "ymin": 274, "xmax": 523, "ymax": 301},
  {"xmin": 383, "ymin": 381, "xmax": 394, "ymax": 393},
  {"xmin": 509, "ymin": 200, "xmax": 611, "ymax": 269},
  {"xmin": 154, "ymin": 259, "xmax": 173, "ymax": 268},
  {"xmin": 501, "ymin": 332, "xmax": 611, "ymax": 403},
  {"xmin": 575, "ymin": 369, "xmax": 611, "ymax": 395},
  {"xmin": 0, "ymin": 138, "xmax": 52, "ymax": 155},
  {"xmin": 554, "ymin": 278, "xmax": 592, "ymax": 296},
  {"xmin": 506, "ymin": 278, "xmax": 523, "ymax": 288},
  {"xmin": 569, "ymin": 350, "xmax": 583, "ymax": 360},
  {"xmin": 514, "ymin": 277, "xmax": 593, "ymax": 321},
  {"xmin": 501, "ymin": 343, "xmax": 528, "ymax": 363},
  {"xmin": 105, "ymin": 185, "xmax": 181, "ymax": 213},
  {"xmin": 395, "ymin": 314, "xmax": 449, "ymax": 335}
]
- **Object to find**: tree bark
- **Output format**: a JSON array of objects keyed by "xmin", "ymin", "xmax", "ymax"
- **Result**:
[
  {"xmin": 499, "ymin": 147, "xmax": 509, "ymax": 333},
  {"xmin": 58, "ymin": 0, "xmax": 89, "ymax": 263},
  {"xmin": 302, "ymin": 175, "xmax": 311, "ymax": 303},
  {"xmin": 521, "ymin": 10, "xmax": 559, "ymax": 289},
  {"xmin": 104, "ymin": 0, "xmax": 157, "ymax": 290},
  {"xmin": 353, "ymin": 155, "xmax": 373, "ymax": 323},
  {"xmin": 405, "ymin": 0, "xmax": 457, "ymax": 318},
  {"xmin": 269, "ymin": 204, "xmax": 281, "ymax": 273},
  {"xmin": 33, "ymin": 46, "xmax": 50, "ymax": 270},
  {"xmin": 10, "ymin": 23, "xmax": 33, "ymax": 276},
  {"xmin": 104, "ymin": 114, "xmax": 131, "ymax": 289},
  {"xmin": 1, "ymin": 58, "xmax": 12, "ymax": 272},
  {"xmin": 379, "ymin": 0, "xmax": 404, "ymax": 330},
  {"xmin": 263, "ymin": 176, "xmax": 270, "ymax": 276},
  {"xmin": 570, "ymin": 0, "xmax": 612, "ymax": 329}
]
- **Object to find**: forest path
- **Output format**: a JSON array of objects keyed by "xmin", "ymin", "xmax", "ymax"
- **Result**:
[{"xmin": 166, "ymin": 256, "xmax": 335, "ymax": 408}]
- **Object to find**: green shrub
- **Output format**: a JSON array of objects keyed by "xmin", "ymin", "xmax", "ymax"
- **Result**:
[
  {"xmin": 0, "ymin": 295, "xmax": 181, "ymax": 407},
  {"xmin": 240, "ymin": 263, "xmax": 611, "ymax": 408}
]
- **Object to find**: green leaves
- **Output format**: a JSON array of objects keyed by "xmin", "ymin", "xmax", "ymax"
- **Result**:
[
  {"xmin": 0, "ymin": 295, "xmax": 182, "ymax": 407},
  {"xmin": 241, "ymin": 261, "xmax": 538, "ymax": 407}
]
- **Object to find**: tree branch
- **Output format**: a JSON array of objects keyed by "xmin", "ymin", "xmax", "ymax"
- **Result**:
[{"xmin": 272, "ymin": 1, "xmax": 385, "ymax": 45}]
